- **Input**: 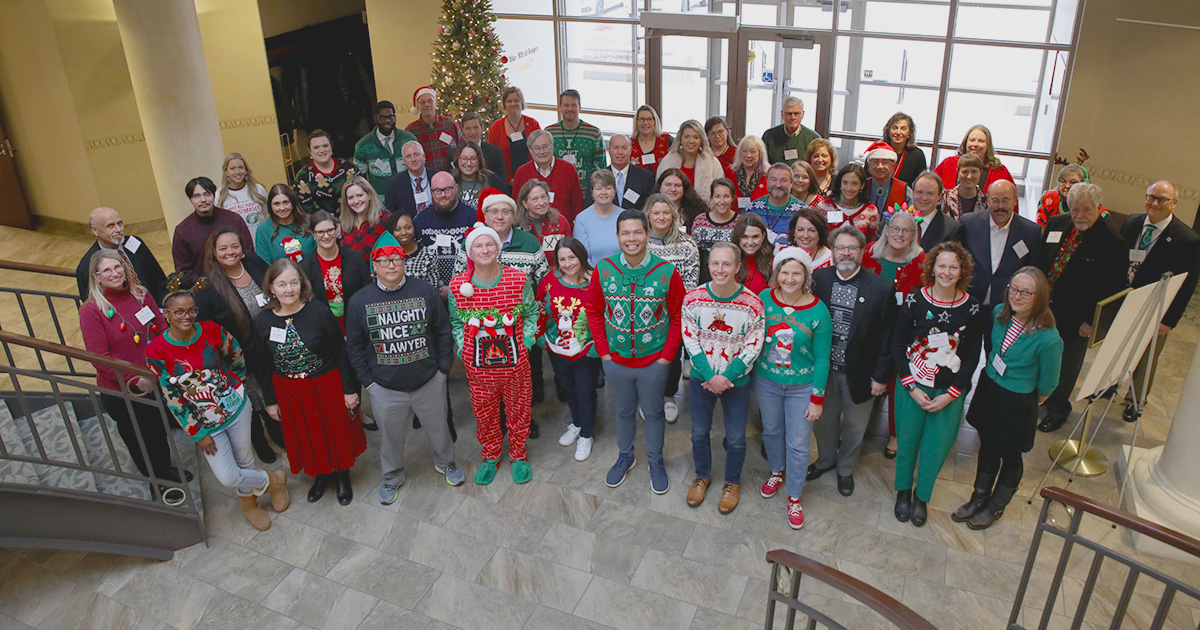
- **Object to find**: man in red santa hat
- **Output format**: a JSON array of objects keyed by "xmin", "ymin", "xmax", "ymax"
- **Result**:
[
  {"xmin": 405, "ymin": 86, "xmax": 463, "ymax": 173},
  {"xmin": 863, "ymin": 141, "xmax": 912, "ymax": 215}
]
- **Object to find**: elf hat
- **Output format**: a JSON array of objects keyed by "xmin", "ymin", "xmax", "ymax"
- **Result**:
[
  {"xmin": 371, "ymin": 231, "xmax": 407, "ymax": 261},
  {"xmin": 773, "ymin": 246, "xmax": 813, "ymax": 275},
  {"xmin": 863, "ymin": 141, "xmax": 898, "ymax": 163},
  {"xmin": 411, "ymin": 86, "xmax": 437, "ymax": 115},
  {"xmin": 477, "ymin": 187, "xmax": 517, "ymax": 223}
]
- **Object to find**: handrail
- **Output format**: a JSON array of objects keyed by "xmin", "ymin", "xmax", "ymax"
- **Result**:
[
  {"xmin": 765, "ymin": 549, "xmax": 938, "ymax": 630},
  {"xmin": 0, "ymin": 329, "xmax": 153, "ymax": 379},
  {"xmin": 0, "ymin": 259, "xmax": 76, "ymax": 278},
  {"xmin": 1040, "ymin": 486, "xmax": 1200, "ymax": 559}
]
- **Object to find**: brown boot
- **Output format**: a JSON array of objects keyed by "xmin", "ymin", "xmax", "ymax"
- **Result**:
[
  {"xmin": 687, "ymin": 477, "xmax": 710, "ymax": 507},
  {"xmin": 718, "ymin": 483, "xmax": 740, "ymax": 514},
  {"xmin": 267, "ymin": 470, "xmax": 290, "ymax": 512},
  {"xmin": 238, "ymin": 495, "xmax": 271, "ymax": 531}
]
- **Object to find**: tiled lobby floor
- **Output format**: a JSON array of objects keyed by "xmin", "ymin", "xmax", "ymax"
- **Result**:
[{"xmin": 1, "ymin": 225, "xmax": 1198, "ymax": 629}]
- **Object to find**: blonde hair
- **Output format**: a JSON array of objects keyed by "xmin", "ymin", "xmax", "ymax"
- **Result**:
[
  {"xmin": 86, "ymin": 250, "xmax": 149, "ymax": 320},
  {"xmin": 870, "ymin": 210, "xmax": 923, "ymax": 264},
  {"xmin": 667, "ymin": 120, "xmax": 715, "ymax": 161},
  {"xmin": 645, "ymin": 194, "xmax": 686, "ymax": 245},
  {"xmin": 956, "ymin": 125, "xmax": 1002, "ymax": 170},
  {"xmin": 217, "ymin": 152, "xmax": 267, "ymax": 209},
  {"xmin": 806, "ymin": 139, "xmax": 839, "ymax": 174},
  {"xmin": 338, "ymin": 175, "xmax": 385, "ymax": 232},
  {"xmin": 633, "ymin": 105, "xmax": 663, "ymax": 138},
  {"xmin": 734, "ymin": 135, "xmax": 768, "ymax": 180}
]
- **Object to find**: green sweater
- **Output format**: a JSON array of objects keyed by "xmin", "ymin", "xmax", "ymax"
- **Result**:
[
  {"xmin": 255, "ymin": 220, "xmax": 316, "ymax": 264},
  {"xmin": 763, "ymin": 124, "xmax": 820, "ymax": 165},
  {"xmin": 984, "ymin": 304, "xmax": 1064, "ymax": 396},
  {"xmin": 353, "ymin": 127, "xmax": 418, "ymax": 201},
  {"xmin": 754, "ymin": 289, "xmax": 833, "ymax": 401},
  {"xmin": 545, "ymin": 119, "xmax": 608, "ymax": 193},
  {"xmin": 584, "ymin": 251, "xmax": 685, "ymax": 368}
]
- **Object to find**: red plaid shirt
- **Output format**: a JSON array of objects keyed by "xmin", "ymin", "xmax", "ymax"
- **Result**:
[
  {"xmin": 405, "ymin": 115, "xmax": 462, "ymax": 173},
  {"xmin": 342, "ymin": 219, "xmax": 388, "ymax": 263}
]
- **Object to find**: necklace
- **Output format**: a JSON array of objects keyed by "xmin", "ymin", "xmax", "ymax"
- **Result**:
[
  {"xmin": 228, "ymin": 264, "xmax": 246, "ymax": 281},
  {"xmin": 102, "ymin": 296, "xmax": 159, "ymax": 344}
]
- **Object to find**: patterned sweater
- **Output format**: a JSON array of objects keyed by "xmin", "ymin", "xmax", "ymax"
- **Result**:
[
  {"xmin": 448, "ymin": 266, "xmax": 539, "ymax": 370},
  {"xmin": 648, "ymin": 232, "xmax": 701, "ymax": 291},
  {"xmin": 536, "ymin": 272, "xmax": 597, "ymax": 360},
  {"xmin": 584, "ymin": 252, "xmax": 685, "ymax": 368},
  {"xmin": 413, "ymin": 201, "xmax": 475, "ymax": 289},
  {"xmin": 827, "ymin": 202, "xmax": 880, "ymax": 242},
  {"xmin": 527, "ymin": 213, "xmax": 573, "ymax": 267},
  {"xmin": 755, "ymin": 290, "xmax": 832, "ymax": 402},
  {"xmin": 253, "ymin": 302, "xmax": 356, "ymax": 406},
  {"xmin": 681, "ymin": 284, "xmax": 765, "ymax": 387},
  {"xmin": 892, "ymin": 287, "xmax": 983, "ymax": 398},
  {"xmin": 747, "ymin": 197, "xmax": 806, "ymax": 245},
  {"xmin": 294, "ymin": 158, "xmax": 357, "ymax": 216},
  {"xmin": 546, "ymin": 119, "xmax": 608, "ymax": 193},
  {"xmin": 146, "ymin": 322, "xmax": 246, "ymax": 441},
  {"xmin": 353, "ymin": 128, "xmax": 418, "ymax": 200}
]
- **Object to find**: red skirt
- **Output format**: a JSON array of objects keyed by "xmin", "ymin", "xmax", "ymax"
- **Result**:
[{"xmin": 274, "ymin": 369, "xmax": 367, "ymax": 476}]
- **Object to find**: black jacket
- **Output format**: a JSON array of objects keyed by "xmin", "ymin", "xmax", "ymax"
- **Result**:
[
  {"xmin": 1037, "ymin": 214, "xmax": 1127, "ymax": 330},
  {"xmin": 300, "ymin": 245, "xmax": 371, "ymax": 310},
  {"xmin": 811, "ymin": 266, "xmax": 897, "ymax": 404},
  {"xmin": 1122, "ymin": 213, "xmax": 1200, "ymax": 328},
  {"xmin": 76, "ymin": 237, "xmax": 169, "ymax": 306},
  {"xmin": 918, "ymin": 210, "xmax": 959, "ymax": 252},
  {"xmin": 383, "ymin": 168, "xmax": 445, "ymax": 218},
  {"xmin": 480, "ymin": 141, "xmax": 507, "ymax": 183},
  {"xmin": 951, "ymin": 211, "xmax": 1041, "ymax": 306},
  {"xmin": 587, "ymin": 164, "xmax": 655, "ymax": 210},
  {"xmin": 193, "ymin": 255, "xmax": 269, "ymax": 374}
]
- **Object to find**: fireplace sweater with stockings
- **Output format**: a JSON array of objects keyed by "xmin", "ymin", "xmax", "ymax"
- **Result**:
[{"xmin": 753, "ymin": 289, "xmax": 832, "ymax": 403}]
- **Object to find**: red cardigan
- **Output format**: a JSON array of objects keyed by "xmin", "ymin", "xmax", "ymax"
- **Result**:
[
  {"xmin": 487, "ymin": 115, "xmax": 542, "ymax": 183},
  {"xmin": 863, "ymin": 250, "xmax": 926, "ymax": 300},
  {"xmin": 513, "ymin": 159, "xmax": 585, "ymax": 221}
]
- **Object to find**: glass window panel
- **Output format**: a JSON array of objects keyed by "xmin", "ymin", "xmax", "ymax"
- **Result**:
[
  {"xmin": 560, "ymin": 0, "xmax": 635, "ymax": 19},
  {"xmin": 496, "ymin": 19, "xmax": 558, "ymax": 106},
  {"xmin": 661, "ymin": 69, "xmax": 708, "ymax": 131},
  {"xmin": 1049, "ymin": 0, "xmax": 1081, "ymax": 44},
  {"xmin": 577, "ymin": 112, "xmax": 638, "ymax": 138},
  {"xmin": 791, "ymin": 3, "xmax": 833, "ymax": 31},
  {"xmin": 524, "ymin": 107, "xmax": 562, "ymax": 129},
  {"xmin": 955, "ymin": 6, "xmax": 1051, "ymax": 43},
  {"xmin": 1018, "ymin": 157, "xmax": 1049, "ymax": 220},
  {"xmin": 941, "ymin": 91, "xmax": 1034, "ymax": 155},
  {"xmin": 745, "ymin": 86, "xmax": 776, "ymax": 139},
  {"xmin": 830, "ymin": 85, "xmax": 941, "ymax": 143},
  {"xmin": 739, "ymin": 1, "xmax": 783, "ymax": 27},
  {"xmin": 845, "ymin": 0, "xmax": 950, "ymax": 37},
  {"xmin": 948, "ymin": 44, "xmax": 1041, "ymax": 93},
  {"xmin": 832, "ymin": 37, "xmax": 944, "ymax": 138},
  {"xmin": 566, "ymin": 63, "xmax": 635, "ymax": 113},
  {"xmin": 564, "ymin": 22, "xmax": 636, "ymax": 113},
  {"xmin": 662, "ymin": 34, "xmax": 710, "ymax": 69},
  {"xmin": 649, "ymin": 0, "xmax": 711, "ymax": 13},
  {"xmin": 493, "ymin": 0, "xmax": 553, "ymax": 16},
  {"xmin": 1027, "ymin": 50, "xmax": 1067, "ymax": 154}
]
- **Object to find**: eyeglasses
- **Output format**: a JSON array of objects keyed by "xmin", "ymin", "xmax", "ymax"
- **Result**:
[
  {"xmin": 1146, "ymin": 194, "xmax": 1175, "ymax": 205},
  {"xmin": 167, "ymin": 307, "xmax": 199, "ymax": 318},
  {"xmin": 1007, "ymin": 285, "xmax": 1036, "ymax": 299},
  {"xmin": 886, "ymin": 225, "xmax": 915, "ymax": 236},
  {"xmin": 375, "ymin": 257, "xmax": 405, "ymax": 267},
  {"xmin": 314, "ymin": 228, "xmax": 339, "ymax": 237},
  {"xmin": 94, "ymin": 266, "xmax": 124, "ymax": 276},
  {"xmin": 484, "ymin": 207, "xmax": 515, "ymax": 217},
  {"xmin": 432, "ymin": 186, "xmax": 457, "ymax": 195},
  {"xmin": 376, "ymin": 113, "xmax": 396, "ymax": 120},
  {"xmin": 833, "ymin": 245, "xmax": 861, "ymax": 252}
]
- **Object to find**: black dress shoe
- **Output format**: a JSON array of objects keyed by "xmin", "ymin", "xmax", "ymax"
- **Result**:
[
  {"xmin": 166, "ymin": 467, "xmax": 194, "ymax": 483},
  {"xmin": 307, "ymin": 474, "xmax": 328, "ymax": 503},
  {"xmin": 335, "ymin": 470, "xmax": 353, "ymax": 506},
  {"xmin": 1038, "ymin": 416, "xmax": 1066, "ymax": 433},
  {"xmin": 894, "ymin": 489, "xmax": 912, "ymax": 522},
  {"xmin": 911, "ymin": 497, "xmax": 928, "ymax": 527},
  {"xmin": 837, "ymin": 475, "xmax": 855, "ymax": 497},
  {"xmin": 1122, "ymin": 405, "xmax": 1140, "ymax": 423},
  {"xmin": 806, "ymin": 463, "xmax": 834, "ymax": 481},
  {"xmin": 253, "ymin": 438, "xmax": 277, "ymax": 464},
  {"xmin": 528, "ymin": 420, "xmax": 540, "ymax": 440}
]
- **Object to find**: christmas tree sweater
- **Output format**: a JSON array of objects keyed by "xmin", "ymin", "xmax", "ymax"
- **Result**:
[
  {"xmin": 146, "ymin": 322, "xmax": 246, "ymax": 441},
  {"xmin": 545, "ymin": 119, "xmax": 608, "ymax": 193},
  {"xmin": 755, "ymin": 290, "xmax": 832, "ymax": 402},
  {"xmin": 681, "ymin": 284, "xmax": 765, "ymax": 387},
  {"xmin": 584, "ymin": 252, "xmax": 685, "ymax": 368},
  {"xmin": 253, "ymin": 301, "xmax": 358, "ymax": 406},
  {"xmin": 448, "ymin": 265, "xmax": 539, "ymax": 369},
  {"xmin": 536, "ymin": 272, "xmax": 597, "ymax": 360},
  {"xmin": 892, "ymin": 287, "xmax": 983, "ymax": 398},
  {"xmin": 452, "ymin": 229, "xmax": 550, "ymax": 290}
]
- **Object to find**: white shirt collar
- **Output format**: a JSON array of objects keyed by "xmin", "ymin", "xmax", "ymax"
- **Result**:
[
  {"xmin": 612, "ymin": 164, "xmax": 630, "ymax": 178},
  {"xmin": 785, "ymin": 124, "xmax": 804, "ymax": 138},
  {"xmin": 990, "ymin": 215, "xmax": 1012, "ymax": 232},
  {"xmin": 836, "ymin": 266, "xmax": 861, "ymax": 281},
  {"xmin": 1144, "ymin": 213, "xmax": 1173, "ymax": 231},
  {"xmin": 536, "ymin": 162, "xmax": 554, "ymax": 178}
]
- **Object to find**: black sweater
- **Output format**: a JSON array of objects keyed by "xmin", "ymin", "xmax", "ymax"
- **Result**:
[
  {"xmin": 345, "ymin": 277, "xmax": 454, "ymax": 392},
  {"xmin": 253, "ymin": 301, "xmax": 358, "ymax": 406},
  {"xmin": 892, "ymin": 287, "xmax": 984, "ymax": 398}
]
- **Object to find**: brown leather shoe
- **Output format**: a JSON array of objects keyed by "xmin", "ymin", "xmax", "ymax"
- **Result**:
[
  {"xmin": 718, "ymin": 483, "xmax": 740, "ymax": 514},
  {"xmin": 687, "ymin": 477, "xmax": 710, "ymax": 507}
]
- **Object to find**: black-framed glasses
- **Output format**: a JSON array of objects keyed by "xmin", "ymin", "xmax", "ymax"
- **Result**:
[
  {"xmin": 1007, "ymin": 285, "xmax": 1035, "ymax": 299},
  {"xmin": 167, "ymin": 307, "xmax": 199, "ymax": 318},
  {"xmin": 375, "ymin": 257, "xmax": 405, "ymax": 267}
]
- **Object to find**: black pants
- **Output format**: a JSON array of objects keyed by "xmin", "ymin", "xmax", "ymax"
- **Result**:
[
  {"xmin": 530, "ymin": 344, "xmax": 545, "ymax": 403},
  {"xmin": 977, "ymin": 436, "xmax": 1023, "ymax": 488},
  {"xmin": 1044, "ymin": 323, "xmax": 1089, "ymax": 420},
  {"xmin": 664, "ymin": 346, "xmax": 683, "ymax": 398},
  {"xmin": 549, "ymin": 354, "xmax": 601, "ymax": 438},
  {"xmin": 100, "ymin": 393, "xmax": 174, "ymax": 479}
]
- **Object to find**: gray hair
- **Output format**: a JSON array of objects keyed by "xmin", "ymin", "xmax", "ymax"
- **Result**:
[
  {"xmin": 1067, "ymin": 182, "xmax": 1103, "ymax": 210},
  {"xmin": 870, "ymin": 211, "xmax": 923, "ymax": 264},
  {"xmin": 527, "ymin": 129, "xmax": 553, "ymax": 146},
  {"xmin": 1057, "ymin": 164, "xmax": 1087, "ymax": 183},
  {"xmin": 828, "ymin": 223, "xmax": 866, "ymax": 249},
  {"xmin": 400, "ymin": 139, "xmax": 424, "ymax": 155},
  {"xmin": 782, "ymin": 96, "xmax": 804, "ymax": 111}
]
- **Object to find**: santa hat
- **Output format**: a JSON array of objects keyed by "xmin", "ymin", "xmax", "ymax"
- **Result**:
[
  {"xmin": 370, "ymin": 231, "xmax": 406, "ymax": 261},
  {"xmin": 765, "ymin": 322, "xmax": 791, "ymax": 342},
  {"xmin": 863, "ymin": 141, "xmax": 898, "ymax": 163},
  {"xmin": 458, "ymin": 222, "xmax": 502, "ymax": 297},
  {"xmin": 411, "ymin": 86, "xmax": 437, "ymax": 115},
  {"xmin": 477, "ymin": 187, "xmax": 517, "ymax": 224},
  {"xmin": 773, "ymin": 246, "xmax": 813, "ymax": 275}
]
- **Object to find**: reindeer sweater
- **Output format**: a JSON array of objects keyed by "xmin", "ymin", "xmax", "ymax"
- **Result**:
[
  {"xmin": 681, "ymin": 284, "xmax": 765, "ymax": 387},
  {"xmin": 753, "ymin": 290, "xmax": 832, "ymax": 402},
  {"xmin": 536, "ymin": 273, "xmax": 597, "ymax": 360},
  {"xmin": 892, "ymin": 287, "xmax": 983, "ymax": 398}
]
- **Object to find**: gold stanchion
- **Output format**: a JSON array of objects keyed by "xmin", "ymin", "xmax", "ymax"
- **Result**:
[{"xmin": 1048, "ymin": 404, "xmax": 1108, "ymax": 477}]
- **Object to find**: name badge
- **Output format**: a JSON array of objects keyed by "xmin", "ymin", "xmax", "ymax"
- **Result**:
[
  {"xmin": 826, "ymin": 210, "xmax": 844, "ymax": 224},
  {"xmin": 991, "ymin": 353, "xmax": 1007, "ymax": 377},
  {"xmin": 135, "ymin": 305, "xmax": 154, "ymax": 325},
  {"xmin": 783, "ymin": 148, "xmax": 799, "ymax": 161},
  {"xmin": 434, "ymin": 234, "xmax": 453, "ymax": 248},
  {"xmin": 641, "ymin": 154, "xmax": 656, "ymax": 166},
  {"xmin": 928, "ymin": 332, "xmax": 949, "ymax": 349},
  {"xmin": 737, "ymin": 197, "xmax": 751, "ymax": 209},
  {"xmin": 1129, "ymin": 249, "xmax": 1147, "ymax": 263},
  {"xmin": 549, "ymin": 191, "xmax": 556, "ymax": 203},
  {"xmin": 439, "ymin": 132, "xmax": 454, "ymax": 145},
  {"xmin": 255, "ymin": 294, "xmax": 270, "ymax": 308},
  {"xmin": 413, "ymin": 190, "xmax": 430, "ymax": 206},
  {"xmin": 623, "ymin": 188, "xmax": 640, "ymax": 204},
  {"xmin": 895, "ymin": 291, "xmax": 904, "ymax": 305},
  {"xmin": 269, "ymin": 327, "xmax": 286, "ymax": 343},
  {"xmin": 124, "ymin": 235, "xmax": 142, "ymax": 253},
  {"xmin": 509, "ymin": 131, "xmax": 524, "ymax": 142},
  {"xmin": 1047, "ymin": 231, "xmax": 1063, "ymax": 244},
  {"xmin": 563, "ymin": 153, "xmax": 577, "ymax": 166},
  {"xmin": 1013, "ymin": 240, "xmax": 1029, "ymax": 258}
]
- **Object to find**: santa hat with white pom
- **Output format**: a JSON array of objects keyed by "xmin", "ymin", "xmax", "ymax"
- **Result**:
[
  {"xmin": 458, "ymin": 222, "xmax": 502, "ymax": 298},
  {"xmin": 411, "ymin": 86, "xmax": 437, "ymax": 115}
]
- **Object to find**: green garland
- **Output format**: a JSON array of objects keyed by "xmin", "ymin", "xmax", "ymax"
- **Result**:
[{"xmin": 455, "ymin": 304, "xmax": 526, "ymax": 325}]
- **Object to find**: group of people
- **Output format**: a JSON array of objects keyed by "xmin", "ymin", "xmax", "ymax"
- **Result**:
[{"xmin": 75, "ymin": 84, "xmax": 1199, "ymax": 534}]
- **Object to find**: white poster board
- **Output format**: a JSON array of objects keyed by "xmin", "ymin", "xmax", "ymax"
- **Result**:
[{"xmin": 1075, "ymin": 273, "xmax": 1188, "ymax": 401}]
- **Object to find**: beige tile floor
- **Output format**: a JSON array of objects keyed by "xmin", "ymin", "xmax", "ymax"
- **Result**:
[{"xmin": 1, "ymin": 225, "xmax": 1198, "ymax": 629}]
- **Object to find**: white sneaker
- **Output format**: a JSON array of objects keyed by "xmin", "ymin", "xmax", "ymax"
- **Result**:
[
  {"xmin": 574, "ymin": 436, "xmax": 593, "ymax": 461},
  {"xmin": 664, "ymin": 401, "xmax": 679, "ymax": 424},
  {"xmin": 558, "ymin": 424, "xmax": 582, "ymax": 446}
]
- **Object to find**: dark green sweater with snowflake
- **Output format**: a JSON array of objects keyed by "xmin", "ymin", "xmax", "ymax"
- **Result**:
[{"xmin": 253, "ymin": 301, "xmax": 358, "ymax": 406}]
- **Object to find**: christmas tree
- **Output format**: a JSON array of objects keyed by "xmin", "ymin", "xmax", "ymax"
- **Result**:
[{"xmin": 429, "ymin": 0, "xmax": 510, "ymax": 122}]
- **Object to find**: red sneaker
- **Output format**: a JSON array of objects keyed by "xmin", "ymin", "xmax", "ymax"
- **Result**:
[
  {"xmin": 787, "ymin": 496, "xmax": 805, "ymax": 530},
  {"xmin": 760, "ymin": 471, "xmax": 785, "ymax": 499}
]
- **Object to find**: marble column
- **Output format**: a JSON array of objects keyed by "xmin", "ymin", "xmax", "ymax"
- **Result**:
[{"xmin": 113, "ymin": 0, "xmax": 224, "ymax": 236}]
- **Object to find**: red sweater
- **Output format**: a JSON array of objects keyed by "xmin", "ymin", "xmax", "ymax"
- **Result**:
[
  {"xmin": 487, "ymin": 115, "xmax": 542, "ymax": 183},
  {"xmin": 933, "ymin": 156, "xmax": 1016, "ymax": 195},
  {"xmin": 171, "ymin": 207, "xmax": 255, "ymax": 276},
  {"xmin": 513, "ymin": 159, "xmax": 585, "ymax": 221},
  {"xmin": 527, "ymin": 213, "xmax": 573, "ymax": 267},
  {"xmin": 80, "ymin": 287, "xmax": 166, "ymax": 391}
]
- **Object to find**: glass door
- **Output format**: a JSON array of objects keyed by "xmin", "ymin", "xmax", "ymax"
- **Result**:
[
  {"xmin": 658, "ymin": 35, "xmax": 730, "ymax": 133},
  {"xmin": 743, "ymin": 36, "xmax": 825, "ymax": 143}
]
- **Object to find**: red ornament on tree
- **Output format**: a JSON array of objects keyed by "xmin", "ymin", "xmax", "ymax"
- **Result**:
[{"xmin": 501, "ymin": 56, "xmax": 508, "ymax": 63}]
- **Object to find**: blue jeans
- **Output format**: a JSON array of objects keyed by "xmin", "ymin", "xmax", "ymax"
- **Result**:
[
  {"xmin": 549, "ymin": 353, "xmax": 601, "ymax": 438},
  {"xmin": 603, "ymin": 359, "xmax": 669, "ymax": 466},
  {"xmin": 754, "ymin": 374, "xmax": 815, "ymax": 498},
  {"xmin": 203, "ymin": 402, "xmax": 270, "ymax": 496},
  {"xmin": 689, "ymin": 379, "xmax": 750, "ymax": 484}
]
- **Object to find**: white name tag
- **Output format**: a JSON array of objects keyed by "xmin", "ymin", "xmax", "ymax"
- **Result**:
[
  {"xmin": 1129, "ymin": 249, "xmax": 1147, "ymax": 263},
  {"xmin": 255, "ymin": 293, "xmax": 270, "ymax": 308},
  {"xmin": 563, "ymin": 153, "xmax": 577, "ymax": 166},
  {"xmin": 784, "ymin": 148, "xmax": 799, "ymax": 161},
  {"xmin": 641, "ymin": 154, "xmax": 655, "ymax": 165},
  {"xmin": 549, "ymin": 191, "xmax": 556, "ymax": 203},
  {"xmin": 439, "ymin": 132, "xmax": 454, "ymax": 145},
  {"xmin": 435, "ymin": 233, "xmax": 453, "ymax": 248},
  {"xmin": 269, "ymin": 326, "xmax": 286, "ymax": 343},
  {"xmin": 928, "ymin": 332, "xmax": 949, "ymax": 349},
  {"xmin": 624, "ymin": 188, "xmax": 640, "ymax": 204},
  {"xmin": 413, "ymin": 190, "xmax": 430, "ymax": 206},
  {"xmin": 124, "ymin": 236, "xmax": 141, "ymax": 253},
  {"xmin": 509, "ymin": 131, "xmax": 523, "ymax": 142},
  {"xmin": 895, "ymin": 291, "xmax": 904, "ymax": 305},
  {"xmin": 135, "ymin": 305, "xmax": 154, "ymax": 325},
  {"xmin": 737, "ymin": 197, "xmax": 750, "ymax": 209},
  {"xmin": 1047, "ymin": 231, "xmax": 1063, "ymax": 244},
  {"xmin": 991, "ymin": 353, "xmax": 1007, "ymax": 377},
  {"xmin": 827, "ymin": 210, "xmax": 844, "ymax": 224},
  {"xmin": 1013, "ymin": 240, "xmax": 1029, "ymax": 258}
]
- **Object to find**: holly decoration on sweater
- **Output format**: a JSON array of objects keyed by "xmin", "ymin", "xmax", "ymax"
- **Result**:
[{"xmin": 276, "ymin": 318, "xmax": 322, "ymax": 378}]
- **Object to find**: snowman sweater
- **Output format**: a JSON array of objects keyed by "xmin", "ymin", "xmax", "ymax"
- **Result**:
[
  {"xmin": 892, "ymin": 287, "xmax": 983, "ymax": 398},
  {"xmin": 681, "ymin": 284, "xmax": 765, "ymax": 387},
  {"xmin": 754, "ymin": 290, "xmax": 832, "ymax": 401}
]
